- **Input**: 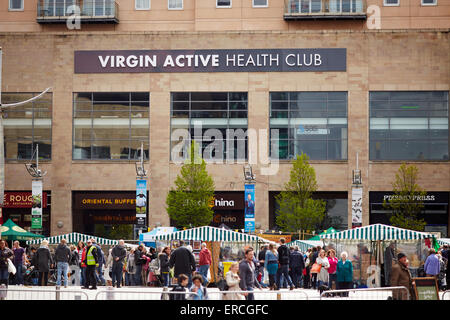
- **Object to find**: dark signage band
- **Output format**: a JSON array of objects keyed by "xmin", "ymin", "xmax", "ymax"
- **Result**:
[{"xmin": 74, "ymin": 48, "xmax": 346, "ymax": 73}]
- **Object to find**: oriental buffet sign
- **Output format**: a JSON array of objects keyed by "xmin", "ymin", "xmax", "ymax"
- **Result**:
[{"xmin": 74, "ymin": 49, "xmax": 346, "ymax": 73}]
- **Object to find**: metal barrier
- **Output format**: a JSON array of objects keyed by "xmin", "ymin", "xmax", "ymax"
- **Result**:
[
  {"xmin": 0, "ymin": 286, "xmax": 89, "ymax": 301},
  {"xmin": 95, "ymin": 288, "xmax": 310, "ymax": 300},
  {"xmin": 319, "ymin": 286, "xmax": 410, "ymax": 300},
  {"xmin": 442, "ymin": 290, "xmax": 450, "ymax": 300}
]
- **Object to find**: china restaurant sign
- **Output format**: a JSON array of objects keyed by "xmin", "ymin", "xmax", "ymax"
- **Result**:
[{"xmin": 74, "ymin": 49, "xmax": 346, "ymax": 73}]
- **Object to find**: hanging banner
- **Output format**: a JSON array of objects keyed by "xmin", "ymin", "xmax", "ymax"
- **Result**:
[
  {"xmin": 136, "ymin": 179, "xmax": 147, "ymax": 227},
  {"xmin": 31, "ymin": 179, "xmax": 43, "ymax": 230},
  {"xmin": 244, "ymin": 184, "xmax": 255, "ymax": 233},
  {"xmin": 352, "ymin": 187, "xmax": 363, "ymax": 228}
]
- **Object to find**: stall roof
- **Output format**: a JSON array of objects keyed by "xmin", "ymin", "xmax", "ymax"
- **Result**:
[
  {"xmin": 139, "ymin": 227, "xmax": 178, "ymax": 242},
  {"xmin": 0, "ymin": 219, "xmax": 44, "ymax": 241},
  {"xmin": 26, "ymin": 232, "xmax": 118, "ymax": 245},
  {"xmin": 438, "ymin": 238, "xmax": 450, "ymax": 246},
  {"xmin": 153, "ymin": 226, "xmax": 262, "ymax": 242},
  {"xmin": 321, "ymin": 224, "xmax": 435, "ymax": 241},
  {"xmin": 287, "ymin": 240, "xmax": 323, "ymax": 252},
  {"xmin": 308, "ymin": 227, "xmax": 337, "ymax": 240}
]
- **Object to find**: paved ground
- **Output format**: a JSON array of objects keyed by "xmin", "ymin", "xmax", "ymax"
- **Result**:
[{"xmin": 1, "ymin": 285, "xmax": 448, "ymax": 300}]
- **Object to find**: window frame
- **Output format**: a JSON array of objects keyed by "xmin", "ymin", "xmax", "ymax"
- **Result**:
[
  {"xmin": 168, "ymin": 0, "xmax": 183, "ymax": 10},
  {"xmin": 383, "ymin": 0, "xmax": 400, "ymax": 6},
  {"xmin": 421, "ymin": 0, "xmax": 437, "ymax": 6},
  {"xmin": 135, "ymin": 0, "xmax": 151, "ymax": 11},
  {"xmin": 8, "ymin": 0, "xmax": 24, "ymax": 11},
  {"xmin": 216, "ymin": 0, "xmax": 232, "ymax": 8},
  {"xmin": 252, "ymin": 0, "xmax": 269, "ymax": 8}
]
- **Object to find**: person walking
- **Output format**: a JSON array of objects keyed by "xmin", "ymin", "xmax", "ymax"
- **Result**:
[
  {"xmin": 264, "ymin": 244, "xmax": 279, "ymax": 290},
  {"xmin": 198, "ymin": 243, "xmax": 212, "ymax": 286},
  {"xmin": 111, "ymin": 239, "xmax": 127, "ymax": 288},
  {"xmin": 82, "ymin": 239, "xmax": 99, "ymax": 290},
  {"xmin": 126, "ymin": 248, "xmax": 136, "ymax": 286},
  {"xmin": 390, "ymin": 252, "xmax": 415, "ymax": 300},
  {"xmin": 91, "ymin": 239, "xmax": 106, "ymax": 286},
  {"xmin": 316, "ymin": 249, "xmax": 330, "ymax": 292},
  {"xmin": 12, "ymin": 241, "xmax": 26, "ymax": 285},
  {"xmin": 239, "ymin": 248, "xmax": 261, "ymax": 300},
  {"xmin": 289, "ymin": 246, "xmax": 305, "ymax": 289},
  {"xmin": 276, "ymin": 238, "xmax": 294, "ymax": 290},
  {"xmin": 384, "ymin": 242, "xmax": 396, "ymax": 286},
  {"xmin": 159, "ymin": 246, "xmax": 171, "ymax": 287},
  {"xmin": 336, "ymin": 251, "xmax": 353, "ymax": 297},
  {"xmin": 69, "ymin": 245, "xmax": 80, "ymax": 286},
  {"xmin": 55, "ymin": 239, "xmax": 71, "ymax": 288},
  {"xmin": 224, "ymin": 261, "xmax": 245, "ymax": 300},
  {"xmin": 0, "ymin": 240, "xmax": 13, "ymax": 288},
  {"xmin": 169, "ymin": 240, "xmax": 196, "ymax": 288},
  {"xmin": 424, "ymin": 248, "xmax": 440, "ymax": 279},
  {"xmin": 327, "ymin": 249, "xmax": 338, "ymax": 290},
  {"xmin": 134, "ymin": 245, "xmax": 146, "ymax": 286},
  {"xmin": 34, "ymin": 240, "xmax": 53, "ymax": 286},
  {"xmin": 310, "ymin": 247, "xmax": 319, "ymax": 289}
]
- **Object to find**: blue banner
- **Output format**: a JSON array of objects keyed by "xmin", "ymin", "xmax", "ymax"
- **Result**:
[
  {"xmin": 136, "ymin": 179, "xmax": 147, "ymax": 226},
  {"xmin": 244, "ymin": 184, "xmax": 255, "ymax": 233}
]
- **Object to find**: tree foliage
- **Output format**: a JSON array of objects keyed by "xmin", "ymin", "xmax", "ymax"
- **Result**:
[
  {"xmin": 275, "ymin": 153, "xmax": 326, "ymax": 233},
  {"xmin": 383, "ymin": 163, "xmax": 427, "ymax": 231},
  {"xmin": 166, "ymin": 141, "xmax": 215, "ymax": 228}
]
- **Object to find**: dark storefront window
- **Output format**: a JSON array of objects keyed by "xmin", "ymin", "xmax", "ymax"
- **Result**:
[
  {"xmin": 270, "ymin": 92, "xmax": 348, "ymax": 160},
  {"xmin": 269, "ymin": 191, "xmax": 348, "ymax": 231},
  {"xmin": 369, "ymin": 91, "xmax": 449, "ymax": 161},
  {"xmin": 171, "ymin": 92, "xmax": 248, "ymax": 162},
  {"xmin": 73, "ymin": 92, "xmax": 150, "ymax": 160},
  {"xmin": 2, "ymin": 93, "xmax": 52, "ymax": 161},
  {"xmin": 369, "ymin": 191, "xmax": 449, "ymax": 237}
]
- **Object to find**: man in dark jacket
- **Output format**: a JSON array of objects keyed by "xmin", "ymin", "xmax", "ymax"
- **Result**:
[
  {"xmin": 0, "ymin": 240, "xmax": 13, "ymax": 288},
  {"xmin": 239, "ymin": 248, "xmax": 261, "ymax": 300},
  {"xmin": 55, "ymin": 239, "xmax": 71, "ymax": 288},
  {"xmin": 289, "ymin": 246, "xmax": 305, "ymax": 288},
  {"xmin": 111, "ymin": 239, "xmax": 127, "ymax": 288},
  {"xmin": 169, "ymin": 240, "xmax": 196, "ymax": 287},
  {"xmin": 134, "ymin": 245, "xmax": 147, "ymax": 286},
  {"xmin": 390, "ymin": 252, "xmax": 415, "ymax": 300},
  {"xmin": 276, "ymin": 238, "xmax": 294, "ymax": 290},
  {"xmin": 82, "ymin": 239, "xmax": 99, "ymax": 290}
]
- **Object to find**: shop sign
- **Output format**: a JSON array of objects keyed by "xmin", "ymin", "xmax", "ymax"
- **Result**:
[
  {"xmin": 256, "ymin": 233, "xmax": 292, "ymax": 243},
  {"xmin": 2, "ymin": 192, "xmax": 47, "ymax": 208},
  {"xmin": 31, "ymin": 180, "xmax": 43, "ymax": 230},
  {"xmin": 136, "ymin": 179, "xmax": 147, "ymax": 226},
  {"xmin": 75, "ymin": 48, "xmax": 346, "ymax": 73},
  {"xmin": 74, "ymin": 192, "xmax": 137, "ymax": 210}
]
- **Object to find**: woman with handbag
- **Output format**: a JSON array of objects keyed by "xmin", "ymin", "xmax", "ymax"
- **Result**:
[
  {"xmin": 264, "ymin": 244, "xmax": 279, "ymax": 290},
  {"xmin": 315, "ymin": 249, "xmax": 330, "ymax": 292},
  {"xmin": 0, "ymin": 240, "xmax": 13, "ymax": 288},
  {"xmin": 224, "ymin": 262, "xmax": 245, "ymax": 300}
]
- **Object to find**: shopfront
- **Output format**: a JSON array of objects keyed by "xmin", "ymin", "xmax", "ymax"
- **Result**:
[
  {"xmin": 210, "ymin": 192, "xmax": 245, "ymax": 230},
  {"xmin": 72, "ymin": 191, "xmax": 148, "ymax": 239},
  {"xmin": 1, "ymin": 191, "xmax": 51, "ymax": 236},
  {"xmin": 369, "ymin": 191, "xmax": 450, "ymax": 237}
]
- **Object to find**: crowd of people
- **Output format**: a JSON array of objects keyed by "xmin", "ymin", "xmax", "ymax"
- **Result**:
[{"xmin": 0, "ymin": 237, "xmax": 449, "ymax": 301}]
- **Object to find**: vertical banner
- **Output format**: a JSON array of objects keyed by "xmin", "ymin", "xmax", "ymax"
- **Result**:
[
  {"xmin": 244, "ymin": 184, "xmax": 255, "ymax": 233},
  {"xmin": 352, "ymin": 187, "xmax": 363, "ymax": 228},
  {"xmin": 31, "ymin": 179, "xmax": 43, "ymax": 230},
  {"xmin": 136, "ymin": 179, "xmax": 147, "ymax": 227}
]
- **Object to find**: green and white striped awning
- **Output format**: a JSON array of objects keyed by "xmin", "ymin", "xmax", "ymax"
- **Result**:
[
  {"xmin": 26, "ymin": 232, "xmax": 119, "ymax": 246},
  {"xmin": 287, "ymin": 240, "xmax": 323, "ymax": 252},
  {"xmin": 153, "ymin": 226, "xmax": 262, "ymax": 243},
  {"xmin": 321, "ymin": 224, "xmax": 435, "ymax": 241},
  {"xmin": 438, "ymin": 238, "xmax": 450, "ymax": 246}
]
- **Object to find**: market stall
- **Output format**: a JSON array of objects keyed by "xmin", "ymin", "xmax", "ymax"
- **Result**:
[
  {"xmin": 287, "ymin": 240, "xmax": 323, "ymax": 253},
  {"xmin": 0, "ymin": 219, "xmax": 44, "ymax": 243},
  {"xmin": 153, "ymin": 226, "xmax": 267, "ymax": 283},
  {"xmin": 308, "ymin": 227, "xmax": 337, "ymax": 240},
  {"xmin": 320, "ymin": 224, "xmax": 438, "ymax": 288},
  {"xmin": 26, "ymin": 231, "xmax": 119, "ymax": 246},
  {"xmin": 139, "ymin": 227, "xmax": 178, "ymax": 248}
]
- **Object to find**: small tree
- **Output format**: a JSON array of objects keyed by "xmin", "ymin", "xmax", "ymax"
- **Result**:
[
  {"xmin": 383, "ymin": 163, "xmax": 427, "ymax": 231},
  {"xmin": 166, "ymin": 141, "xmax": 215, "ymax": 228},
  {"xmin": 275, "ymin": 153, "xmax": 326, "ymax": 233}
]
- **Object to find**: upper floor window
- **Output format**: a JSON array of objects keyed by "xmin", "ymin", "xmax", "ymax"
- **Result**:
[
  {"xmin": 253, "ymin": 0, "xmax": 268, "ymax": 7},
  {"xmin": 136, "ymin": 0, "xmax": 150, "ymax": 10},
  {"xmin": 9, "ymin": 0, "xmax": 24, "ymax": 11},
  {"xmin": 217, "ymin": 0, "xmax": 232, "ymax": 8},
  {"xmin": 168, "ymin": 0, "xmax": 183, "ymax": 10},
  {"xmin": 2, "ymin": 93, "xmax": 52, "ymax": 161},
  {"xmin": 421, "ymin": 0, "xmax": 437, "ymax": 5},
  {"xmin": 369, "ymin": 91, "xmax": 449, "ymax": 161},
  {"xmin": 383, "ymin": 0, "xmax": 399, "ymax": 6},
  {"xmin": 73, "ymin": 92, "xmax": 150, "ymax": 161}
]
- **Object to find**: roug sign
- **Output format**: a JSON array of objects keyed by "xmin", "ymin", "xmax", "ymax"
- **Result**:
[{"xmin": 74, "ymin": 48, "xmax": 346, "ymax": 73}]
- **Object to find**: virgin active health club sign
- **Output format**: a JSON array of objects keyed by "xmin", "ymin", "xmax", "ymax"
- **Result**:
[{"xmin": 74, "ymin": 48, "xmax": 346, "ymax": 73}]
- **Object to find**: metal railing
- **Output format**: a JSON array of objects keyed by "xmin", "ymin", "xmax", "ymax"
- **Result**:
[
  {"xmin": 319, "ymin": 286, "xmax": 410, "ymax": 300},
  {"xmin": 0, "ymin": 286, "xmax": 89, "ymax": 301},
  {"xmin": 284, "ymin": 0, "xmax": 366, "ymax": 15},
  {"xmin": 37, "ymin": 0, "xmax": 119, "ymax": 20},
  {"xmin": 95, "ymin": 288, "xmax": 310, "ymax": 300}
]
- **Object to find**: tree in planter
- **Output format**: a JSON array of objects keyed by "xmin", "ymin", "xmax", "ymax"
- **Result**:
[
  {"xmin": 275, "ymin": 153, "xmax": 326, "ymax": 233},
  {"xmin": 383, "ymin": 163, "xmax": 427, "ymax": 231},
  {"xmin": 166, "ymin": 140, "xmax": 215, "ymax": 228}
]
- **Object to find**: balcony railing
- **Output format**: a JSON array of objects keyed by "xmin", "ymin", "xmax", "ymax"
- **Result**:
[
  {"xmin": 284, "ymin": 0, "xmax": 367, "ymax": 20},
  {"xmin": 37, "ymin": 0, "xmax": 119, "ymax": 24}
]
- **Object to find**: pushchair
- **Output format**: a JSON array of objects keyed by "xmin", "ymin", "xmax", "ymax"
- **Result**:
[{"xmin": 23, "ymin": 265, "xmax": 39, "ymax": 286}]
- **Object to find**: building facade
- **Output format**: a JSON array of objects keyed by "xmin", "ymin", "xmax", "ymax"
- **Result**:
[{"xmin": 0, "ymin": 0, "xmax": 449, "ymax": 238}]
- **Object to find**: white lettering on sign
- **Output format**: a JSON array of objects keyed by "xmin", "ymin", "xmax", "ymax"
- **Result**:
[
  {"xmin": 285, "ymin": 54, "xmax": 323, "ymax": 67},
  {"xmin": 383, "ymin": 195, "xmax": 436, "ymax": 202},
  {"xmin": 215, "ymin": 198, "xmax": 235, "ymax": 207},
  {"xmin": 98, "ymin": 55, "xmax": 157, "ymax": 68}
]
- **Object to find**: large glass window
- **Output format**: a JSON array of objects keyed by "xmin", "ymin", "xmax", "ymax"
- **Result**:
[
  {"xmin": 73, "ymin": 92, "xmax": 149, "ymax": 160},
  {"xmin": 171, "ymin": 92, "xmax": 248, "ymax": 162},
  {"xmin": 270, "ymin": 92, "xmax": 348, "ymax": 160},
  {"xmin": 369, "ymin": 91, "xmax": 449, "ymax": 161},
  {"xmin": 9, "ymin": 0, "xmax": 23, "ymax": 10},
  {"xmin": 2, "ymin": 93, "xmax": 52, "ymax": 161}
]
